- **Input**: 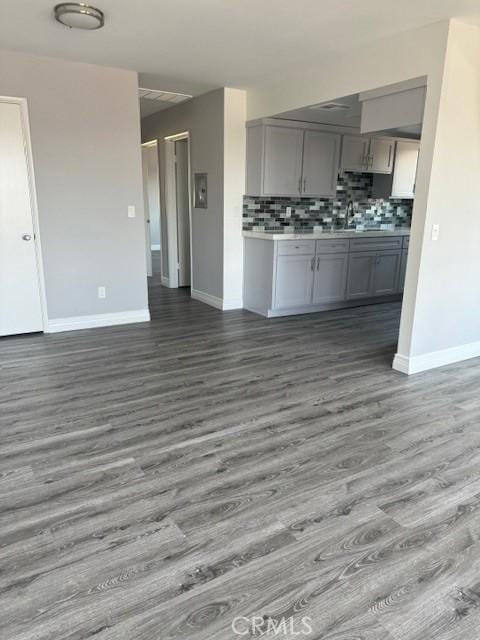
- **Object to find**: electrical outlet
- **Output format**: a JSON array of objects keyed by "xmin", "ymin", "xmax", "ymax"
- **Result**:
[
  {"xmin": 431, "ymin": 224, "xmax": 440, "ymax": 241},
  {"xmin": 285, "ymin": 206, "xmax": 292, "ymax": 218},
  {"xmin": 97, "ymin": 286, "xmax": 106, "ymax": 299},
  {"xmin": 127, "ymin": 205, "xmax": 136, "ymax": 218}
]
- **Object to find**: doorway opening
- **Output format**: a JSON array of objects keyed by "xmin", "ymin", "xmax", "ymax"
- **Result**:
[
  {"xmin": 243, "ymin": 80, "xmax": 425, "ymax": 370},
  {"xmin": 164, "ymin": 132, "xmax": 192, "ymax": 289},
  {"xmin": 0, "ymin": 96, "xmax": 47, "ymax": 337},
  {"xmin": 141, "ymin": 140, "xmax": 161, "ymax": 278}
]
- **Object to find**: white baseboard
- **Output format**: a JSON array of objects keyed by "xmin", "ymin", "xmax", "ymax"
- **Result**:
[
  {"xmin": 191, "ymin": 288, "xmax": 224, "ymax": 310},
  {"xmin": 46, "ymin": 309, "xmax": 150, "ymax": 333},
  {"xmin": 393, "ymin": 340, "xmax": 480, "ymax": 375},
  {"xmin": 191, "ymin": 288, "xmax": 243, "ymax": 311},
  {"xmin": 222, "ymin": 297, "xmax": 243, "ymax": 310}
]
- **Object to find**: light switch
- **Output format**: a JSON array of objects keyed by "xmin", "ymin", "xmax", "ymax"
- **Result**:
[
  {"xmin": 127, "ymin": 205, "xmax": 136, "ymax": 218},
  {"xmin": 431, "ymin": 224, "xmax": 440, "ymax": 241}
]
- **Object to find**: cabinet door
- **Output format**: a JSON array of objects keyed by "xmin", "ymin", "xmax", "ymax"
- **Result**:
[
  {"xmin": 274, "ymin": 254, "xmax": 314, "ymax": 309},
  {"xmin": 302, "ymin": 131, "xmax": 340, "ymax": 197},
  {"xmin": 346, "ymin": 251, "xmax": 376, "ymax": 299},
  {"xmin": 312, "ymin": 253, "xmax": 348, "ymax": 304},
  {"xmin": 369, "ymin": 138, "xmax": 395, "ymax": 174},
  {"xmin": 340, "ymin": 135, "xmax": 369, "ymax": 172},
  {"xmin": 398, "ymin": 249, "xmax": 408, "ymax": 292},
  {"xmin": 263, "ymin": 126, "xmax": 304, "ymax": 196},
  {"xmin": 391, "ymin": 141, "xmax": 419, "ymax": 198},
  {"xmin": 372, "ymin": 250, "xmax": 401, "ymax": 296}
]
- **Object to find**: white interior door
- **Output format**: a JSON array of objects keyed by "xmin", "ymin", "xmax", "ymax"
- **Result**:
[
  {"xmin": 0, "ymin": 100, "xmax": 43, "ymax": 336},
  {"xmin": 175, "ymin": 139, "xmax": 190, "ymax": 287},
  {"xmin": 141, "ymin": 147, "xmax": 153, "ymax": 277}
]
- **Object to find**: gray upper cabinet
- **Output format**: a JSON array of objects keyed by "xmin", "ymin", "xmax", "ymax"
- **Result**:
[
  {"xmin": 263, "ymin": 126, "xmax": 304, "ymax": 196},
  {"xmin": 372, "ymin": 139, "xmax": 419, "ymax": 199},
  {"xmin": 302, "ymin": 131, "xmax": 340, "ymax": 197},
  {"xmin": 340, "ymin": 135, "xmax": 394, "ymax": 174},
  {"xmin": 391, "ymin": 140, "xmax": 420, "ymax": 198},
  {"xmin": 246, "ymin": 122, "xmax": 340, "ymax": 197},
  {"xmin": 369, "ymin": 138, "xmax": 395, "ymax": 174},
  {"xmin": 312, "ymin": 253, "xmax": 348, "ymax": 304},
  {"xmin": 340, "ymin": 135, "xmax": 370, "ymax": 172}
]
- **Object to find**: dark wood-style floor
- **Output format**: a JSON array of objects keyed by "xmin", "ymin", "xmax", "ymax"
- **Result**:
[{"xmin": 2, "ymin": 277, "xmax": 480, "ymax": 640}]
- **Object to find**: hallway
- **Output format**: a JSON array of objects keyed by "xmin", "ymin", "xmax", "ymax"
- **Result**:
[{"xmin": 2, "ymin": 280, "xmax": 480, "ymax": 639}]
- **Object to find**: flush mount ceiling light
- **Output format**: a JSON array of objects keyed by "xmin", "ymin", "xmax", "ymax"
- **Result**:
[{"xmin": 54, "ymin": 3, "xmax": 105, "ymax": 30}]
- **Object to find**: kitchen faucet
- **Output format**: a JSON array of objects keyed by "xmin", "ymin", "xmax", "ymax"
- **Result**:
[{"xmin": 344, "ymin": 200, "xmax": 354, "ymax": 229}]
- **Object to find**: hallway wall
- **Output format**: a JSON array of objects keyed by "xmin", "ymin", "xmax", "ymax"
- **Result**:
[
  {"xmin": 141, "ymin": 89, "xmax": 225, "ymax": 300},
  {"xmin": 0, "ymin": 48, "xmax": 149, "ymax": 325}
]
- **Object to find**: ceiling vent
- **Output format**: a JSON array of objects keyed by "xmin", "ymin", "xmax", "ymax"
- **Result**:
[
  {"xmin": 309, "ymin": 102, "xmax": 351, "ymax": 112},
  {"xmin": 138, "ymin": 88, "xmax": 192, "ymax": 105}
]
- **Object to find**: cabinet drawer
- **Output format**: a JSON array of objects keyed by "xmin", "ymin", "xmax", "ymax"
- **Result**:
[
  {"xmin": 349, "ymin": 236, "xmax": 402, "ymax": 252},
  {"xmin": 277, "ymin": 240, "xmax": 315, "ymax": 256},
  {"xmin": 315, "ymin": 238, "xmax": 349, "ymax": 254},
  {"xmin": 403, "ymin": 236, "xmax": 410, "ymax": 249}
]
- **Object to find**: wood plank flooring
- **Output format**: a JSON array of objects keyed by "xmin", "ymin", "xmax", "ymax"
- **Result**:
[{"xmin": 2, "ymin": 277, "xmax": 480, "ymax": 639}]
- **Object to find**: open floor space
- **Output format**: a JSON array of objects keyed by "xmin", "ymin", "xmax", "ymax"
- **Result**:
[{"xmin": 2, "ymin": 281, "xmax": 480, "ymax": 639}]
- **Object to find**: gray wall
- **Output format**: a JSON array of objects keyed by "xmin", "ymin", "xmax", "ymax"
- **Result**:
[
  {"xmin": 0, "ymin": 48, "xmax": 148, "ymax": 319},
  {"xmin": 141, "ymin": 89, "xmax": 224, "ymax": 299}
]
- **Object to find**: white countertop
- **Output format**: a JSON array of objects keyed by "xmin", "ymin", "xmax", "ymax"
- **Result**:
[{"xmin": 243, "ymin": 229, "xmax": 411, "ymax": 241}]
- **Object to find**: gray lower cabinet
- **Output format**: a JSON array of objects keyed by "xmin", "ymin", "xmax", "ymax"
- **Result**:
[
  {"xmin": 274, "ymin": 254, "xmax": 315, "ymax": 308},
  {"xmin": 243, "ymin": 235, "xmax": 407, "ymax": 318},
  {"xmin": 346, "ymin": 251, "xmax": 376, "ymax": 299},
  {"xmin": 373, "ymin": 250, "xmax": 402, "ymax": 296},
  {"xmin": 312, "ymin": 253, "xmax": 349, "ymax": 304},
  {"xmin": 398, "ymin": 249, "xmax": 408, "ymax": 292},
  {"xmin": 347, "ymin": 249, "xmax": 401, "ymax": 300}
]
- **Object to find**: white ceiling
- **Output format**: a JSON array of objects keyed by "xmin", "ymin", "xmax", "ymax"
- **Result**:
[{"xmin": 1, "ymin": 1, "xmax": 480, "ymax": 96}]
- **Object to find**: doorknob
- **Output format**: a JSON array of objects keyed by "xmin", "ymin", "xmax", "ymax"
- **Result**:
[{"xmin": 21, "ymin": 234, "xmax": 32, "ymax": 241}]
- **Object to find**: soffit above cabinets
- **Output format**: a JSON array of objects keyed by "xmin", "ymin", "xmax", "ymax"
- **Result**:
[
  {"xmin": 359, "ymin": 80, "xmax": 426, "ymax": 138},
  {"xmin": 273, "ymin": 94, "xmax": 362, "ymax": 130}
]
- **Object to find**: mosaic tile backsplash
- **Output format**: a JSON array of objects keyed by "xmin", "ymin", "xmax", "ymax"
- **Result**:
[{"xmin": 243, "ymin": 171, "xmax": 413, "ymax": 233}]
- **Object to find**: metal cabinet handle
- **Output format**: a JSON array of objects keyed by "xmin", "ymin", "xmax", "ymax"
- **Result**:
[
  {"xmin": 316, "ymin": 256, "xmax": 320, "ymax": 271},
  {"xmin": 303, "ymin": 178, "xmax": 307, "ymax": 192},
  {"xmin": 298, "ymin": 178, "xmax": 302, "ymax": 193},
  {"xmin": 310, "ymin": 257, "xmax": 315, "ymax": 271}
]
